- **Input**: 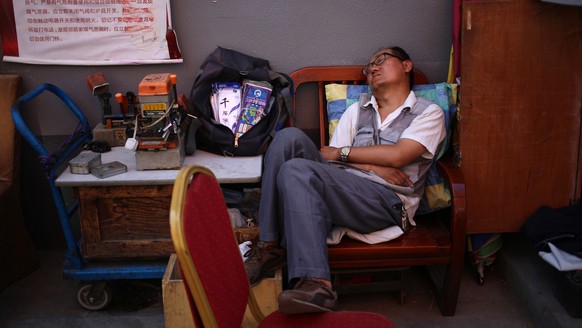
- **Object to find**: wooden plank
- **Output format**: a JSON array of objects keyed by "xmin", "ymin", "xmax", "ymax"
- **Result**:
[
  {"xmin": 76, "ymin": 185, "xmax": 174, "ymax": 259},
  {"xmin": 95, "ymin": 196, "xmax": 171, "ymax": 240},
  {"xmin": 82, "ymin": 240, "xmax": 174, "ymax": 259},
  {"xmin": 77, "ymin": 185, "xmax": 173, "ymax": 198}
]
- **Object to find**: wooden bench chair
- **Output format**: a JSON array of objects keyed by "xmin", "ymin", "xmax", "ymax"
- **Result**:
[{"xmin": 288, "ymin": 66, "xmax": 467, "ymax": 316}]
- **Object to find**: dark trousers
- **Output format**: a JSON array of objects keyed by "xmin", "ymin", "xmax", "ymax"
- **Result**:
[{"xmin": 259, "ymin": 127, "xmax": 403, "ymax": 281}]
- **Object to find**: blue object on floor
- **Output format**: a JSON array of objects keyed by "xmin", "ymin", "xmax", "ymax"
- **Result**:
[{"xmin": 11, "ymin": 84, "xmax": 167, "ymax": 310}]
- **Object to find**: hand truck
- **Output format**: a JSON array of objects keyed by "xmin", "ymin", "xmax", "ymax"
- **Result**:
[{"xmin": 11, "ymin": 83, "xmax": 168, "ymax": 310}]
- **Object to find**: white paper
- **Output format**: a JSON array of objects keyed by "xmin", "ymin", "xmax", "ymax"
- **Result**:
[{"xmin": 4, "ymin": 1, "xmax": 181, "ymax": 65}]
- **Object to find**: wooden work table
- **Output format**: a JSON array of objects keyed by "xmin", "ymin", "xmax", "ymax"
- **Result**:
[{"xmin": 56, "ymin": 147, "xmax": 262, "ymax": 259}]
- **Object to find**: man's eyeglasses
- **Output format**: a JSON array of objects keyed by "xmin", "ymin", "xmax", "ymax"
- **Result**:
[{"xmin": 362, "ymin": 52, "xmax": 404, "ymax": 76}]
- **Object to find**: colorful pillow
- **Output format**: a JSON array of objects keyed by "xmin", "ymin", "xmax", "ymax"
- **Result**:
[
  {"xmin": 325, "ymin": 82, "xmax": 458, "ymax": 214},
  {"xmin": 412, "ymin": 83, "xmax": 457, "ymax": 160},
  {"xmin": 325, "ymin": 84, "xmax": 371, "ymax": 140}
]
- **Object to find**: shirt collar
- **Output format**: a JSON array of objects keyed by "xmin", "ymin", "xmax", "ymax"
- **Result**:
[{"xmin": 365, "ymin": 90, "xmax": 417, "ymax": 112}]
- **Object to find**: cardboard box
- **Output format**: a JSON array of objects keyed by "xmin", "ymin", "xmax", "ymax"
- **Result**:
[
  {"xmin": 162, "ymin": 253, "xmax": 282, "ymax": 328},
  {"xmin": 242, "ymin": 269, "xmax": 282, "ymax": 328},
  {"xmin": 162, "ymin": 254, "xmax": 195, "ymax": 328}
]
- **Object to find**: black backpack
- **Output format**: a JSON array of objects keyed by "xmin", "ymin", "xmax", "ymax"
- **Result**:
[{"xmin": 187, "ymin": 47, "xmax": 293, "ymax": 156}]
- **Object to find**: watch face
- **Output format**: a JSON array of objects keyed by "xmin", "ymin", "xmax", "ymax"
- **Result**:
[{"xmin": 340, "ymin": 147, "xmax": 350, "ymax": 162}]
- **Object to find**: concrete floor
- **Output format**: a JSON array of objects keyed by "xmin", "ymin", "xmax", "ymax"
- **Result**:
[{"xmin": 0, "ymin": 233, "xmax": 580, "ymax": 327}]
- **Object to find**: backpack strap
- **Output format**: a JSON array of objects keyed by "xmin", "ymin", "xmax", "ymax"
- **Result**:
[
  {"xmin": 269, "ymin": 71, "xmax": 295, "ymax": 124},
  {"xmin": 254, "ymin": 71, "xmax": 294, "ymax": 154}
]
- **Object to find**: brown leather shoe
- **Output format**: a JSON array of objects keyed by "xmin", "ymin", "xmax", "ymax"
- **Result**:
[
  {"xmin": 244, "ymin": 241, "xmax": 286, "ymax": 286},
  {"xmin": 278, "ymin": 278, "xmax": 338, "ymax": 314}
]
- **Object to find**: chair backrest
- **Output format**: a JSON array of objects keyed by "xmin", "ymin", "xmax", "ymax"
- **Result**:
[
  {"xmin": 170, "ymin": 165, "xmax": 399, "ymax": 327},
  {"xmin": 289, "ymin": 66, "xmax": 455, "ymax": 215},
  {"xmin": 170, "ymin": 165, "xmax": 253, "ymax": 327}
]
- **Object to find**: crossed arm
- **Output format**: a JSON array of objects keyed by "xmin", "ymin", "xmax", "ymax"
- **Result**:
[{"xmin": 320, "ymin": 138, "xmax": 427, "ymax": 187}]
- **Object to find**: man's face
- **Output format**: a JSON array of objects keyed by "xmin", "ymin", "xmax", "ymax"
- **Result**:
[{"xmin": 365, "ymin": 49, "xmax": 410, "ymax": 89}]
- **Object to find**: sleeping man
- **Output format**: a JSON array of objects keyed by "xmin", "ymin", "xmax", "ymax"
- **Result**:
[{"xmin": 244, "ymin": 46, "xmax": 446, "ymax": 314}]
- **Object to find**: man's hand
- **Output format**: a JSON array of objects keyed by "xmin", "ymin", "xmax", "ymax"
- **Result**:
[
  {"xmin": 368, "ymin": 165, "xmax": 413, "ymax": 187},
  {"xmin": 320, "ymin": 146, "xmax": 340, "ymax": 161},
  {"xmin": 332, "ymin": 158, "xmax": 414, "ymax": 188},
  {"xmin": 321, "ymin": 145, "xmax": 413, "ymax": 187}
]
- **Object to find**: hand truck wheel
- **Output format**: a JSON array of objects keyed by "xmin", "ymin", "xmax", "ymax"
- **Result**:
[{"xmin": 76, "ymin": 281, "xmax": 113, "ymax": 311}]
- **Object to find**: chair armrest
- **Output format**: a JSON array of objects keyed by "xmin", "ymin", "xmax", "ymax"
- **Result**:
[{"xmin": 436, "ymin": 154, "xmax": 467, "ymax": 256}]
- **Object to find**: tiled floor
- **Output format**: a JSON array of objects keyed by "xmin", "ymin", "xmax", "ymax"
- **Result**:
[{"xmin": 0, "ymin": 242, "xmax": 538, "ymax": 328}]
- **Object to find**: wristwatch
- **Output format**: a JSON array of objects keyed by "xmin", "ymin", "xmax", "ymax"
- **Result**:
[{"xmin": 340, "ymin": 146, "xmax": 351, "ymax": 163}]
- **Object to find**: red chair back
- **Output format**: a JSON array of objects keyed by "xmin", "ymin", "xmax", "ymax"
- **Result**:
[
  {"xmin": 170, "ymin": 165, "xmax": 397, "ymax": 327},
  {"xmin": 170, "ymin": 166, "xmax": 249, "ymax": 327}
]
